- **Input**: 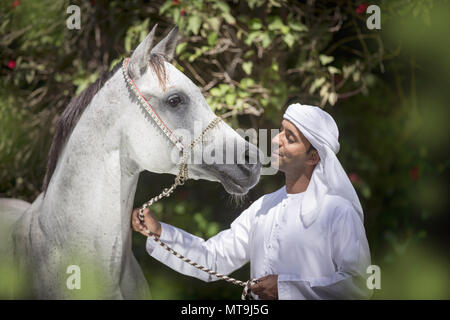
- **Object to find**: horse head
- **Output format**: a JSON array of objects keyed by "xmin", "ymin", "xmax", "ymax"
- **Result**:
[{"xmin": 121, "ymin": 25, "xmax": 261, "ymax": 194}]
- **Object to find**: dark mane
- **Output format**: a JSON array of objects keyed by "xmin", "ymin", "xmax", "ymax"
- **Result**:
[
  {"xmin": 42, "ymin": 60, "xmax": 123, "ymax": 194},
  {"xmin": 42, "ymin": 55, "xmax": 167, "ymax": 194}
]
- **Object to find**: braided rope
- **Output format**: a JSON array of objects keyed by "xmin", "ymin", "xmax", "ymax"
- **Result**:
[
  {"xmin": 143, "ymin": 230, "xmax": 257, "ymax": 300},
  {"xmin": 123, "ymin": 59, "xmax": 256, "ymax": 299}
]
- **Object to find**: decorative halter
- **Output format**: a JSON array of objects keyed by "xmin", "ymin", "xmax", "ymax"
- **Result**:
[{"xmin": 122, "ymin": 58, "xmax": 257, "ymax": 299}]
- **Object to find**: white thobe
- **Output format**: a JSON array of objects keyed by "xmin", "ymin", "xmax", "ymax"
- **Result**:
[{"xmin": 146, "ymin": 186, "xmax": 373, "ymax": 299}]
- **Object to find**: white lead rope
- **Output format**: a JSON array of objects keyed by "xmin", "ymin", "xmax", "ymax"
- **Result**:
[{"xmin": 142, "ymin": 227, "xmax": 258, "ymax": 300}]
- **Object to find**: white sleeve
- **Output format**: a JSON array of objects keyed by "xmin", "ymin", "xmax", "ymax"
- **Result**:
[
  {"xmin": 277, "ymin": 207, "xmax": 373, "ymax": 300},
  {"xmin": 146, "ymin": 207, "xmax": 252, "ymax": 282}
]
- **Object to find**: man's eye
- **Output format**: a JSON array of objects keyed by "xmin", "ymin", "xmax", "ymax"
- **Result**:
[{"xmin": 167, "ymin": 94, "xmax": 183, "ymax": 107}]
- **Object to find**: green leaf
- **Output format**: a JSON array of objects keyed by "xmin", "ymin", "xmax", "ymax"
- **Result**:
[
  {"xmin": 225, "ymin": 93, "xmax": 236, "ymax": 106},
  {"xmin": 208, "ymin": 17, "xmax": 221, "ymax": 31},
  {"xmin": 283, "ymin": 33, "xmax": 295, "ymax": 48},
  {"xmin": 328, "ymin": 66, "xmax": 341, "ymax": 74},
  {"xmin": 281, "ymin": 25, "xmax": 290, "ymax": 35},
  {"xmin": 288, "ymin": 21, "xmax": 308, "ymax": 32},
  {"xmin": 364, "ymin": 73, "xmax": 376, "ymax": 87},
  {"xmin": 237, "ymin": 90, "xmax": 250, "ymax": 98},
  {"xmin": 188, "ymin": 16, "xmax": 202, "ymax": 35},
  {"xmin": 188, "ymin": 48, "xmax": 203, "ymax": 62},
  {"xmin": 210, "ymin": 88, "xmax": 222, "ymax": 97},
  {"xmin": 159, "ymin": 0, "xmax": 173, "ymax": 15},
  {"xmin": 245, "ymin": 31, "xmax": 261, "ymax": 46},
  {"xmin": 218, "ymin": 84, "xmax": 230, "ymax": 94},
  {"xmin": 207, "ymin": 32, "xmax": 218, "ymax": 46},
  {"xmin": 176, "ymin": 42, "xmax": 187, "ymax": 55},
  {"xmin": 247, "ymin": 0, "xmax": 263, "ymax": 9},
  {"xmin": 193, "ymin": 213, "xmax": 207, "ymax": 230},
  {"xmin": 222, "ymin": 12, "xmax": 236, "ymax": 25},
  {"xmin": 206, "ymin": 222, "xmax": 219, "ymax": 237},
  {"xmin": 174, "ymin": 203, "xmax": 185, "ymax": 215},
  {"xmin": 268, "ymin": 17, "xmax": 285, "ymax": 31},
  {"xmin": 125, "ymin": 35, "xmax": 132, "ymax": 53},
  {"xmin": 261, "ymin": 32, "xmax": 271, "ymax": 48},
  {"xmin": 343, "ymin": 65, "xmax": 356, "ymax": 79},
  {"xmin": 361, "ymin": 185, "xmax": 372, "ymax": 199},
  {"xmin": 242, "ymin": 61, "xmax": 253, "ymax": 75},
  {"xmin": 240, "ymin": 78, "xmax": 255, "ymax": 88},
  {"xmin": 173, "ymin": 9, "xmax": 180, "ymax": 24},
  {"xmin": 319, "ymin": 54, "xmax": 334, "ymax": 65},
  {"xmin": 109, "ymin": 57, "xmax": 123, "ymax": 71},
  {"xmin": 269, "ymin": 0, "xmax": 282, "ymax": 7},
  {"xmin": 244, "ymin": 50, "xmax": 254, "ymax": 59},
  {"xmin": 271, "ymin": 62, "xmax": 279, "ymax": 72},
  {"xmin": 309, "ymin": 77, "xmax": 326, "ymax": 94},
  {"xmin": 249, "ymin": 18, "xmax": 262, "ymax": 30},
  {"xmin": 215, "ymin": 1, "xmax": 230, "ymax": 13},
  {"xmin": 328, "ymin": 92, "xmax": 338, "ymax": 106}
]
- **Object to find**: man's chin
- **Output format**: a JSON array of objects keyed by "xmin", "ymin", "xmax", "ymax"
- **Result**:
[{"xmin": 270, "ymin": 158, "xmax": 284, "ymax": 173}]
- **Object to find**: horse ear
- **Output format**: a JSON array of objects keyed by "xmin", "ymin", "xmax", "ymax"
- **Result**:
[
  {"xmin": 129, "ymin": 24, "xmax": 158, "ymax": 77},
  {"xmin": 150, "ymin": 26, "xmax": 179, "ymax": 61}
]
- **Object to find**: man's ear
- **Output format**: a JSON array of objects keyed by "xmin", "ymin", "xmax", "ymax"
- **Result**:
[
  {"xmin": 306, "ymin": 150, "xmax": 320, "ymax": 166},
  {"xmin": 128, "ymin": 24, "xmax": 158, "ymax": 78}
]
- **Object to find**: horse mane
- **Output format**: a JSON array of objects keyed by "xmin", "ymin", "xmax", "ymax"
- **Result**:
[{"xmin": 42, "ymin": 54, "xmax": 167, "ymax": 194}]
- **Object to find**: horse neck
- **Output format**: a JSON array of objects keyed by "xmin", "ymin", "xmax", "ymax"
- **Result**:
[{"xmin": 40, "ymin": 80, "xmax": 141, "ymax": 250}]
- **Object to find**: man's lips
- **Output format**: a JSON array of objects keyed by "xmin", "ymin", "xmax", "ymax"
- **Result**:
[{"xmin": 271, "ymin": 150, "xmax": 284, "ymax": 158}]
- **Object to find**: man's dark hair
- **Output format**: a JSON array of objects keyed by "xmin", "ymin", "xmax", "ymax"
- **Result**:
[{"xmin": 307, "ymin": 144, "xmax": 317, "ymax": 153}]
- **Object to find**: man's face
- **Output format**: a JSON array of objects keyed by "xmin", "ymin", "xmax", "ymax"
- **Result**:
[{"xmin": 271, "ymin": 119, "xmax": 318, "ymax": 174}]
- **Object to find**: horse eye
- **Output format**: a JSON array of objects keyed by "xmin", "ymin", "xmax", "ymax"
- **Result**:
[{"xmin": 167, "ymin": 94, "xmax": 183, "ymax": 107}]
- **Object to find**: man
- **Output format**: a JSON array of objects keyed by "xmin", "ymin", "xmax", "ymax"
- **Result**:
[{"xmin": 132, "ymin": 103, "xmax": 373, "ymax": 300}]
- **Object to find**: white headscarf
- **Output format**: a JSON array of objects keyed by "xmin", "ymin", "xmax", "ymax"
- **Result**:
[{"xmin": 283, "ymin": 103, "xmax": 363, "ymax": 227}]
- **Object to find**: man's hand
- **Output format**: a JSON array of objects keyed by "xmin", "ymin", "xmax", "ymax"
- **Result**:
[
  {"xmin": 250, "ymin": 274, "xmax": 279, "ymax": 300},
  {"xmin": 131, "ymin": 208, "xmax": 162, "ymax": 237}
]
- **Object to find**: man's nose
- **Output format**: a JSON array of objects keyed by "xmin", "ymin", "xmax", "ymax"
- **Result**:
[{"xmin": 272, "ymin": 132, "xmax": 281, "ymax": 147}]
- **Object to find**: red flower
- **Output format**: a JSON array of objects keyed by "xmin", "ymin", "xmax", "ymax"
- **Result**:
[
  {"xmin": 410, "ymin": 166, "xmax": 420, "ymax": 182},
  {"xmin": 12, "ymin": 0, "xmax": 20, "ymax": 8},
  {"xmin": 173, "ymin": 0, "xmax": 179, "ymax": 5},
  {"xmin": 180, "ymin": 9, "xmax": 186, "ymax": 16},
  {"xmin": 7, "ymin": 60, "xmax": 16, "ymax": 69},
  {"xmin": 356, "ymin": 3, "xmax": 369, "ymax": 15},
  {"xmin": 349, "ymin": 172, "xmax": 361, "ymax": 184}
]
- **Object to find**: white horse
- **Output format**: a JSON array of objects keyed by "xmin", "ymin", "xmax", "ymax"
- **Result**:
[{"xmin": 0, "ymin": 26, "xmax": 261, "ymax": 299}]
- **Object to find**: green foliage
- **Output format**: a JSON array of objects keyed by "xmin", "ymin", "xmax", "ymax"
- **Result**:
[{"xmin": 1, "ymin": 0, "xmax": 449, "ymax": 299}]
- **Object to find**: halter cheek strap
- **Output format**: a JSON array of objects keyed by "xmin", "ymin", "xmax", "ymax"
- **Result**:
[{"xmin": 123, "ymin": 58, "xmax": 185, "ymax": 151}]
